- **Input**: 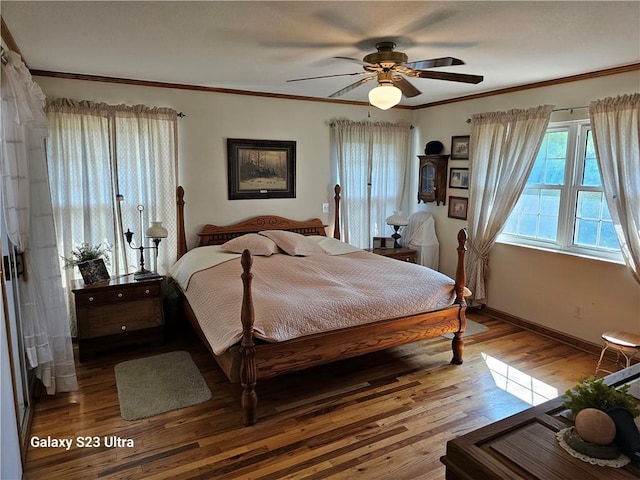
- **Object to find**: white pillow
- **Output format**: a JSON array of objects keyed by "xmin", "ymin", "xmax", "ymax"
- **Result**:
[
  {"xmin": 221, "ymin": 233, "xmax": 279, "ymax": 256},
  {"xmin": 308, "ymin": 236, "xmax": 363, "ymax": 255},
  {"xmin": 259, "ymin": 230, "xmax": 326, "ymax": 256}
]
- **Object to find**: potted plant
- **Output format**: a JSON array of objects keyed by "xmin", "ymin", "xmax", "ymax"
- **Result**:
[
  {"xmin": 563, "ymin": 376, "xmax": 640, "ymax": 418},
  {"xmin": 562, "ymin": 376, "xmax": 640, "ymax": 459},
  {"xmin": 63, "ymin": 243, "xmax": 111, "ymax": 284}
]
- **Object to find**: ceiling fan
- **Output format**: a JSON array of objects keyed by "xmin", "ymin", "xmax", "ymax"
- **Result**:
[{"xmin": 287, "ymin": 41, "xmax": 484, "ymax": 109}]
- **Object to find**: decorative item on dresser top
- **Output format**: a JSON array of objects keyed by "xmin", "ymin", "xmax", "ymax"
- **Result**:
[
  {"xmin": 124, "ymin": 204, "xmax": 168, "ymax": 280},
  {"xmin": 72, "ymin": 274, "xmax": 165, "ymax": 361},
  {"xmin": 170, "ymin": 185, "xmax": 470, "ymax": 425},
  {"xmin": 62, "ymin": 242, "xmax": 111, "ymax": 285}
]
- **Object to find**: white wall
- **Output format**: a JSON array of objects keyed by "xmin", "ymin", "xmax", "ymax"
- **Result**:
[
  {"xmin": 35, "ymin": 77, "xmax": 413, "ymax": 249},
  {"xmin": 36, "ymin": 72, "xmax": 639, "ymax": 346},
  {"xmin": 413, "ymin": 71, "xmax": 640, "ymax": 345}
]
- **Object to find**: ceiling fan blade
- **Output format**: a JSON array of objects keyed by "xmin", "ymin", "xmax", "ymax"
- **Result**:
[
  {"xmin": 410, "ymin": 69, "xmax": 484, "ymax": 84},
  {"xmin": 334, "ymin": 56, "xmax": 374, "ymax": 67},
  {"xmin": 329, "ymin": 75, "xmax": 376, "ymax": 98},
  {"xmin": 392, "ymin": 76, "xmax": 422, "ymax": 98},
  {"xmin": 287, "ymin": 72, "xmax": 366, "ymax": 82},
  {"xmin": 403, "ymin": 57, "xmax": 465, "ymax": 70}
]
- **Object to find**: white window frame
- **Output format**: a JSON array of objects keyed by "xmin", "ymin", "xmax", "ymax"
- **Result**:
[{"xmin": 498, "ymin": 120, "xmax": 623, "ymax": 264}]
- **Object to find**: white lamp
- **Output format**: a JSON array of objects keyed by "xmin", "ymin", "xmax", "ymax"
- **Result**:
[
  {"xmin": 368, "ymin": 84, "xmax": 402, "ymax": 110},
  {"xmin": 146, "ymin": 221, "xmax": 168, "ymax": 240},
  {"xmin": 386, "ymin": 211, "xmax": 409, "ymax": 248},
  {"xmin": 146, "ymin": 221, "xmax": 168, "ymax": 274}
]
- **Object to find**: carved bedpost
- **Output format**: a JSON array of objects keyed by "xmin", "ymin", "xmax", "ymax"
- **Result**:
[
  {"xmin": 240, "ymin": 249, "xmax": 257, "ymax": 426},
  {"xmin": 333, "ymin": 184, "xmax": 341, "ymax": 240},
  {"xmin": 451, "ymin": 228, "xmax": 468, "ymax": 365},
  {"xmin": 176, "ymin": 186, "xmax": 187, "ymax": 259},
  {"xmin": 454, "ymin": 228, "xmax": 468, "ymax": 305}
]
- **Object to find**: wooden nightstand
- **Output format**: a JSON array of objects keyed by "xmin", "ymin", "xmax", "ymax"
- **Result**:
[
  {"xmin": 365, "ymin": 247, "xmax": 417, "ymax": 263},
  {"xmin": 72, "ymin": 274, "xmax": 165, "ymax": 361}
]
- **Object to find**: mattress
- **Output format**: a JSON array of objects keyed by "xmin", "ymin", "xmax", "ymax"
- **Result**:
[{"xmin": 170, "ymin": 237, "xmax": 462, "ymax": 355}]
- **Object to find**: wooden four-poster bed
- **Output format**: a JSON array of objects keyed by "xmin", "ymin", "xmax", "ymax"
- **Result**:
[{"xmin": 172, "ymin": 185, "xmax": 468, "ymax": 425}]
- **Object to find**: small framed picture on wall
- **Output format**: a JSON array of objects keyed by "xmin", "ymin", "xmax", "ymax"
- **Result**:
[
  {"xmin": 448, "ymin": 196, "xmax": 468, "ymax": 220},
  {"xmin": 449, "ymin": 168, "xmax": 470, "ymax": 189},
  {"xmin": 451, "ymin": 136, "xmax": 470, "ymax": 160}
]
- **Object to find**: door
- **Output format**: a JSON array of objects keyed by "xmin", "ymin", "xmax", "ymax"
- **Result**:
[{"xmin": 1, "ymin": 220, "xmax": 32, "ymax": 463}]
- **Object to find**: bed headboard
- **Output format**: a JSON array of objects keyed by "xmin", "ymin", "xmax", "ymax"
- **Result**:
[
  {"xmin": 175, "ymin": 185, "xmax": 342, "ymax": 259},
  {"xmin": 197, "ymin": 216, "xmax": 327, "ymax": 247}
]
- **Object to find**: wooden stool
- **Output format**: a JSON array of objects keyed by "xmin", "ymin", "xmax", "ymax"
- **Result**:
[{"xmin": 595, "ymin": 331, "xmax": 640, "ymax": 375}]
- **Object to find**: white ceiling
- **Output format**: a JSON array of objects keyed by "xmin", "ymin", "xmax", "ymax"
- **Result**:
[{"xmin": 2, "ymin": 1, "xmax": 639, "ymax": 107}]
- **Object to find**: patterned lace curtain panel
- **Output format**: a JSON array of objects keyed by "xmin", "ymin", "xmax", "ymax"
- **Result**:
[
  {"xmin": 465, "ymin": 105, "xmax": 554, "ymax": 306},
  {"xmin": 589, "ymin": 93, "xmax": 640, "ymax": 284},
  {"xmin": 331, "ymin": 120, "xmax": 411, "ymax": 249},
  {"xmin": 1, "ymin": 50, "xmax": 78, "ymax": 393},
  {"xmin": 46, "ymin": 99, "xmax": 178, "ymax": 335}
]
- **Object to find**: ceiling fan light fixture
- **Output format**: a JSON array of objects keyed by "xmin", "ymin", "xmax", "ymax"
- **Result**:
[{"xmin": 368, "ymin": 84, "xmax": 402, "ymax": 110}]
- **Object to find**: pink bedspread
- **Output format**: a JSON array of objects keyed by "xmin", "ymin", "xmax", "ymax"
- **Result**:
[{"xmin": 180, "ymin": 249, "xmax": 461, "ymax": 355}]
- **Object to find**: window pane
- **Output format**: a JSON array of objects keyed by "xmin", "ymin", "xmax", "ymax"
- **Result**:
[
  {"xmin": 527, "ymin": 130, "xmax": 567, "ymax": 185},
  {"xmin": 575, "ymin": 218, "xmax": 598, "ymax": 246},
  {"xmin": 574, "ymin": 191, "xmax": 620, "ymax": 250},
  {"xmin": 538, "ymin": 215, "xmax": 558, "ymax": 240},
  {"xmin": 504, "ymin": 188, "xmax": 559, "ymax": 240},
  {"xmin": 600, "ymin": 222, "xmax": 620, "ymax": 249},
  {"xmin": 577, "ymin": 191, "xmax": 602, "ymax": 219},
  {"xmin": 582, "ymin": 129, "xmax": 601, "ymax": 187}
]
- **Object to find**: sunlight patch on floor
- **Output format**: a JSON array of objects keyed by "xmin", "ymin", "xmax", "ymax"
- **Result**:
[{"xmin": 482, "ymin": 352, "xmax": 558, "ymax": 406}]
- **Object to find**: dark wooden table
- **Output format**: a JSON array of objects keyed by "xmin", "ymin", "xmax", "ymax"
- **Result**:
[
  {"xmin": 441, "ymin": 364, "xmax": 640, "ymax": 479},
  {"xmin": 72, "ymin": 274, "xmax": 165, "ymax": 361},
  {"xmin": 364, "ymin": 247, "xmax": 417, "ymax": 263}
]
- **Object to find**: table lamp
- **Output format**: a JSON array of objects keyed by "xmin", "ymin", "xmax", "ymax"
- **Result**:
[{"xmin": 386, "ymin": 211, "xmax": 409, "ymax": 248}]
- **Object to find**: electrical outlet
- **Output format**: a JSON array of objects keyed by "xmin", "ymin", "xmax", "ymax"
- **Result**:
[
  {"xmin": 322, "ymin": 203, "xmax": 329, "ymax": 213},
  {"xmin": 574, "ymin": 306, "xmax": 583, "ymax": 319}
]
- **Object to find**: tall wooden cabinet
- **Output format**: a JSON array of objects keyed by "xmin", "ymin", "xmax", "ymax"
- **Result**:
[{"xmin": 418, "ymin": 154, "xmax": 449, "ymax": 205}]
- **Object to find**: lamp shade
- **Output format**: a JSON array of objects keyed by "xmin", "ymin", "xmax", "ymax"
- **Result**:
[
  {"xmin": 368, "ymin": 85, "xmax": 402, "ymax": 110},
  {"xmin": 146, "ymin": 221, "xmax": 168, "ymax": 239},
  {"xmin": 386, "ymin": 211, "xmax": 408, "ymax": 226}
]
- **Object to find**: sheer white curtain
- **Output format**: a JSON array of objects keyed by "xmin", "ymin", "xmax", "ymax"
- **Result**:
[
  {"xmin": 466, "ymin": 105, "xmax": 554, "ymax": 306},
  {"xmin": 1, "ymin": 50, "xmax": 77, "ymax": 393},
  {"xmin": 332, "ymin": 120, "xmax": 411, "ymax": 248},
  {"xmin": 46, "ymin": 100, "xmax": 178, "ymax": 334},
  {"xmin": 114, "ymin": 107, "xmax": 178, "ymax": 275},
  {"xmin": 589, "ymin": 93, "xmax": 640, "ymax": 284}
]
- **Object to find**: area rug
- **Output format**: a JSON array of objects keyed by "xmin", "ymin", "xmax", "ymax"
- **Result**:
[
  {"xmin": 114, "ymin": 351, "xmax": 212, "ymax": 421},
  {"xmin": 443, "ymin": 319, "xmax": 489, "ymax": 339}
]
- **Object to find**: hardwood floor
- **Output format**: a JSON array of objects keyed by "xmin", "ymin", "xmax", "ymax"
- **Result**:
[{"xmin": 24, "ymin": 311, "xmax": 601, "ymax": 479}]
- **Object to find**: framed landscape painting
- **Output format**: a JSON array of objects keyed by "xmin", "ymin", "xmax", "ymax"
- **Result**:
[{"xmin": 227, "ymin": 138, "xmax": 296, "ymax": 199}]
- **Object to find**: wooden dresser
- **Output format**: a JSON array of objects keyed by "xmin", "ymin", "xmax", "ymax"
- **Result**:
[
  {"xmin": 72, "ymin": 274, "xmax": 165, "ymax": 361},
  {"xmin": 441, "ymin": 364, "xmax": 640, "ymax": 479},
  {"xmin": 365, "ymin": 247, "xmax": 417, "ymax": 263}
]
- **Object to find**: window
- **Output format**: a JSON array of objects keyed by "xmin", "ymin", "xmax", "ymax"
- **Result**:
[
  {"xmin": 331, "ymin": 121, "xmax": 411, "ymax": 248},
  {"xmin": 500, "ymin": 120, "xmax": 621, "ymax": 261}
]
